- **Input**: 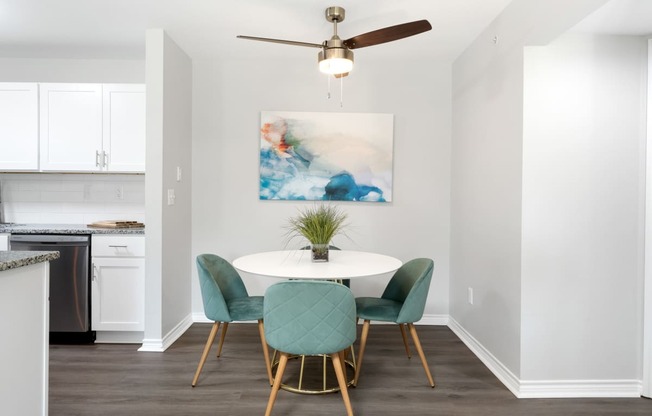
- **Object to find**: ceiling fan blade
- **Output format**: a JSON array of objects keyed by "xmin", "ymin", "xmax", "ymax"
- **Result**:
[
  {"xmin": 237, "ymin": 35, "xmax": 323, "ymax": 49},
  {"xmin": 343, "ymin": 20, "xmax": 432, "ymax": 50}
]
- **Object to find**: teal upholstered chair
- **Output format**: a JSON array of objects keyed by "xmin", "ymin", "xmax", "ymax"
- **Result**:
[
  {"xmin": 353, "ymin": 258, "xmax": 435, "ymax": 388},
  {"xmin": 263, "ymin": 280, "xmax": 356, "ymax": 416},
  {"xmin": 192, "ymin": 254, "xmax": 272, "ymax": 387}
]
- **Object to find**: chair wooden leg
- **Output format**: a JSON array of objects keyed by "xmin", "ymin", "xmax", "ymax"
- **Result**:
[
  {"xmin": 258, "ymin": 319, "xmax": 273, "ymax": 386},
  {"xmin": 191, "ymin": 321, "xmax": 220, "ymax": 387},
  {"xmin": 332, "ymin": 352, "xmax": 354, "ymax": 416},
  {"xmin": 265, "ymin": 352, "xmax": 288, "ymax": 416},
  {"xmin": 408, "ymin": 323, "xmax": 435, "ymax": 387},
  {"xmin": 399, "ymin": 323, "xmax": 412, "ymax": 358},
  {"xmin": 338, "ymin": 350, "xmax": 347, "ymax": 383},
  {"xmin": 353, "ymin": 319, "xmax": 370, "ymax": 387},
  {"xmin": 216, "ymin": 322, "xmax": 229, "ymax": 357}
]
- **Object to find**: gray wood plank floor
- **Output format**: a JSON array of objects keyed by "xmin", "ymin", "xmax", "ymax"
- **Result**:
[{"xmin": 49, "ymin": 323, "xmax": 652, "ymax": 415}]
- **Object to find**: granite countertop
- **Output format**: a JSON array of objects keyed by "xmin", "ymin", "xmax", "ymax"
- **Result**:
[
  {"xmin": 0, "ymin": 251, "xmax": 61, "ymax": 272},
  {"xmin": 0, "ymin": 223, "xmax": 145, "ymax": 235}
]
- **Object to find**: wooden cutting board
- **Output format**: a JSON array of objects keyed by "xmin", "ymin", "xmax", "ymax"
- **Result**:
[{"xmin": 87, "ymin": 220, "xmax": 145, "ymax": 229}]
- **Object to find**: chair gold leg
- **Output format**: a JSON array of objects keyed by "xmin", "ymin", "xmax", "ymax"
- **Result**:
[
  {"xmin": 399, "ymin": 323, "xmax": 412, "ymax": 358},
  {"xmin": 408, "ymin": 323, "xmax": 435, "ymax": 388},
  {"xmin": 322, "ymin": 354, "xmax": 327, "ymax": 391},
  {"xmin": 258, "ymin": 319, "xmax": 273, "ymax": 386},
  {"xmin": 191, "ymin": 321, "xmax": 220, "ymax": 387},
  {"xmin": 353, "ymin": 319, "xmax": 370, "ymax": 387},
  {"xmin": 216, "ymin": 322, "xmax": 229, "ymax": 357},
  {"xmin": 265, "ymin": 352, "xmax": 288, "ymax": 416},
  {"xmin": 298, "ymin": 355, "xmax": 306, "ymax": 390},
  {"xmin": 332, "ymin": 352, "xmax": 354, "ymax": 416},
  {"xmin": 348, "ymin": 344, "xmax": 356, "ymax": 369}
]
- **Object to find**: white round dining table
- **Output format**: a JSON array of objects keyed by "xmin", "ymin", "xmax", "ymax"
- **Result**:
[{"xmin": 233, "ymin": 249, "xmax": 402, "ymax": 280}]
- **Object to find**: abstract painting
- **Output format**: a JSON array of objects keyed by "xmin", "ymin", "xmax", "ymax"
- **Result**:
[{"xmin": 259, "ymin": 111, "xmax": 394, "ymax": 202}]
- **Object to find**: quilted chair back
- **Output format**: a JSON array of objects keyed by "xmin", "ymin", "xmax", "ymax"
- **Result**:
[
  {"xmin": 264, "ymin": 280, "xmax": 356, "ymax": 356},
  {"xmin": 196, "ymin": 254, "xmax": 250, "ymax": 323},
  {"xmin": 381, "ymin": 258, "xmax": 434, "ymax": 324}
]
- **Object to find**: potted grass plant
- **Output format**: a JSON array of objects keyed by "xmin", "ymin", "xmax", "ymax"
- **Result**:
[{"xmin": 286, "ymin": 204, "xmax": 348, "ymax": 262}]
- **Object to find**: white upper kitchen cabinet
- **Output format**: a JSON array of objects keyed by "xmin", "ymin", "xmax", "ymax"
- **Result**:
[
  {"xmin": 102, "ymin": 84, "xmax": 146, "ymax": 172},
  {"xmin": 0, "ymin": 83, "xmax": 39, "ymax": 171},
  {"xmin": 39, "ymin": 83, "xmax": 103, "ymax": 172},
  {"xmin": 39, "ymin": 83, "xmax": 146, "ymax": 173}
]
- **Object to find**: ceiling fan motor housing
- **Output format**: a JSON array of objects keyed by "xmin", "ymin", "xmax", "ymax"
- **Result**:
[
  {"xmin": 318, "ymin": 46, "xmax": 354, "ymax": 74},
  {"xmin": 318, "ymin": 33, "xmax": 353, "ymax": 75},
  {"xmin": 325, "ymin": 6, "xmax": 345, "ymax": 23}
]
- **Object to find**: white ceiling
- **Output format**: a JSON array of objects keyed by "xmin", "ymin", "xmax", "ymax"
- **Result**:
[{"xmin": 0, "ymin": 0, "xmax": 514, "ymax": 61}]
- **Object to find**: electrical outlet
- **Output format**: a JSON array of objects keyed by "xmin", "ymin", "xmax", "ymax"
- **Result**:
[
  {"xmin": 176, "ymin": 166, "xmax": 182, "ymax": 182},
  {"xmin": 115, "ymin": 185, "xmax": 123, "ymax": 200},
  {"xmin": 468, "ymin": 287, "xmax": 474, "ymax": 305}
]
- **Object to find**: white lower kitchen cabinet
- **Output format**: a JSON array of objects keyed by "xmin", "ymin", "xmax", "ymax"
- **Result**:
[{"xmin": 91, "ymin": 235, "xmax": 144, "ymax": 343}]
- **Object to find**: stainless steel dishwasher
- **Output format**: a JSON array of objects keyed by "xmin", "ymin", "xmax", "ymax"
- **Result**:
[{"xmin": 10, "ymin": 234, "xmax": 95, "ymax": 343}]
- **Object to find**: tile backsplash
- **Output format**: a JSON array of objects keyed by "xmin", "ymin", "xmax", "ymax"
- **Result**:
[{"xmin": 0, "ymin": 173, "xmax": 145, "ymax": 224}]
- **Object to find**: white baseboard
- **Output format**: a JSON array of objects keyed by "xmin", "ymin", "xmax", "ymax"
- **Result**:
[
  {"xmin": 418, "ymin": 313, "xmax": 449, "ymax": 326},
  {"xmin": 192, "ymin": 312, "xmax": 211, "ymax": 323},
  {"xmin": 448, "ymin": 317, "xmax": 521, "ymax": 397},
  {"xmin": 138, "ymin": 313, "xmax": 194, "ymax": 352},
  {"xmin": 519, "ymin": 380, "xmax": 642, "ymax": 398},
  {"xmin": 448, "ymin": 317, "xmax": 643, "ymax": 398}
]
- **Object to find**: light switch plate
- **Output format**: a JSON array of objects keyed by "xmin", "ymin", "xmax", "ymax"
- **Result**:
[{"xmin": 167, "ymin": 189, "xmax": 175, "ymax": 205}]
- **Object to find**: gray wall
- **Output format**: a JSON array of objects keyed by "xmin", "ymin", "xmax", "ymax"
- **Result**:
[{"xmin": 190, "ymin": 57, "xmax": 452, "ymax": 322}]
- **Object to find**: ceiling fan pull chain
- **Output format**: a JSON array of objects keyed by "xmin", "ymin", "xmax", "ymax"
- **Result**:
[
  {"xmin": 340, "ymin": 76, "xmax": 344, "ymax": 107},
  {"xmin": 327, "ymin": 74, "xmax": 331, "ymax": 99}
]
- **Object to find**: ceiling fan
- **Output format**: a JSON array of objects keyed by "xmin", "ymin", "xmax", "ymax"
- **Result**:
[{"xmin": 237, "ymin": 6, "xmax": 432, "ymax": 78}]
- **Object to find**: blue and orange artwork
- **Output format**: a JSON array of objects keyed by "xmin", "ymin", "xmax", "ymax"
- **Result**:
[{"xmin": 260, "ymin": 111, "xmax": 394, "ymax": 202}]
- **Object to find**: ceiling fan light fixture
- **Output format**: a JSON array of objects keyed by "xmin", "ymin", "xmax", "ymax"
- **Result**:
[{"xmin": 318, "ymin": 47, "xmax": 353, "ymax": 75}]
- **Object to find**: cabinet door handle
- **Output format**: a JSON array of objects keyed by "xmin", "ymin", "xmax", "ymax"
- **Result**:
[
  {"xmin": 92, "ymin": 263, "xmax": 97, "ymax": 281},
  {"xmin": 95, "ymin": 151, "xmax": 101, "ymax": 167},
  {"xmin": 103, "ymin": 151, "xmax": 108, "ymax": 168},
  {"xmin": 108, "ymin": 245, "xmax": 128, "ymax": 248}
]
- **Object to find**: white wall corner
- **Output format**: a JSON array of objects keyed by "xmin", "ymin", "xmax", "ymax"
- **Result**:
[
  {"xmin": 449, "ymin": 317, "xmax": 643, "ymax": 398},
  {"xmin": 138, "ymin": 313, "xmax": 193, "ymax": 352},
  {"xmin": 642, "ymin": 37, "xmax": 652, "ymax": 400},
  {"xmin": 448, "ymin": 317, "xmax": 521, "ymax": 397}
]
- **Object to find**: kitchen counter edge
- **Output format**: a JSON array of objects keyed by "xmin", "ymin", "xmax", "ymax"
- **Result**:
[
  {"xmin": 0, "ymin": 224, "xmax": 145, "ymax": 235},
  {"xmin": 0, "ymin": 251, "xmax": 61, "ymax": 272}
]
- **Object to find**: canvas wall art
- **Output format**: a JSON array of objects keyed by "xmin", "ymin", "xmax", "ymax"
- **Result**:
[{"xmin": 259, "ymin": 111, "xmax": 394, "ymax": 202}]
